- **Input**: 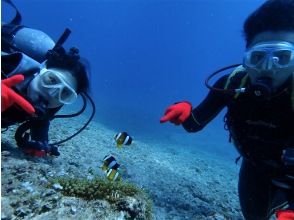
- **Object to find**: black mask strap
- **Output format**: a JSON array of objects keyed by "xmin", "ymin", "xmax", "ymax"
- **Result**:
[{"xmin": 3, "ymin": 0, "xmax": 22, "ymax": 25}]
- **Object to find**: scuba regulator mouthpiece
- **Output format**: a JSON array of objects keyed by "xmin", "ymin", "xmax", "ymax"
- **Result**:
[{"xmin": 247, "ymin": 78, "xmax": 273, "ymax": 100}]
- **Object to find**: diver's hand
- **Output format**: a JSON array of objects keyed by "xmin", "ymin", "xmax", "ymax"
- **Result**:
[
  {"xmin": 276, "ymin": 210, "xmax": 294, "ymax": 220},
  {"xmin": 160, "ymin": 101, "xmax": 192, "ymax": 125},
  {"xmin": 1, "ymin": 75, "xmax": 35, "ymax": 114}
]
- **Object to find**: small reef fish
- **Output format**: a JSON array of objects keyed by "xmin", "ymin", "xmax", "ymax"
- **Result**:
[
  {"xmin": 105, "ymin": 167, "xmax": 121, "ymax": 182},
  {"xmin": 101, "ymin": 154, "xmax": 121, "ymax": 181},
  {"xmin": 114, "ymin": 132, "xmax": 133, "ymax": 148}
]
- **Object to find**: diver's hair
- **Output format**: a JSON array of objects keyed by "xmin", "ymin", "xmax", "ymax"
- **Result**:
[
  {"xmin": 45, "ymin": 46, "xmax": 90, "ymax": 94},
  {"xmin": 243, "ymin": 0, "xmax": 294, "ymax": 48}
]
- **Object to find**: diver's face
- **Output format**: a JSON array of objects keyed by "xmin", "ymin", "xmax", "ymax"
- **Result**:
[
  {"xmin": 27, "ymin": 67, "xmax": 78, "ymax": 108},
  {"xmin": 244, "ymin": 31, "xmax": 294, "ymax": 92}
]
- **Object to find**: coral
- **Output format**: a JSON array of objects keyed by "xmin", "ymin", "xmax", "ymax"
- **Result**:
[{"xmin": 49, "ymin": 176, "xmax": 153, "ymax": 219}]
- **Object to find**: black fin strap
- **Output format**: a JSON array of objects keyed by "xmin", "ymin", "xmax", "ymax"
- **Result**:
[{"xmin": 15, "ymin": 121, "xmax": 32, "ymax": 147}]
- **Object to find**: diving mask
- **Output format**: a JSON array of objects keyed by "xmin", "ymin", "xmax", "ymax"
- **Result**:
[
  {"xmin": 38, "ymin": 68, "xmax": 78, "ymax": 105},
  {"xmin": 243, "ymin": 41, "xmax": 294, "ymax": 70}
]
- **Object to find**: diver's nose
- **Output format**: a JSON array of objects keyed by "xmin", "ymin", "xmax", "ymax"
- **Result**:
[
  {"xmin": 47, "ymin": 88, "xmax": 60, "ymax": 97},
  {"xmin": 261, "ymin": 56, "xmax": 273, "ymax": 70}
]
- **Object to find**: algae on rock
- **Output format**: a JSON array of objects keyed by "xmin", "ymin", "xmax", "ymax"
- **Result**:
[{"xmin": 50, "ymin": 176, "xmax": 153, "ymax": 219}]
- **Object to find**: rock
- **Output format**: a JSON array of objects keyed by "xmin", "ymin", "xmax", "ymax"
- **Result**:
[
  {"xmin": 41, "ymin": 189, "xmax": 56, "ymax": 197},
  {"xmin": 21, "ymin": 181, "xmax": 34, "ymax": 193},
  {"xmin": 213, "ymin": 213, "xmax": 226, "ymax": 220},
  {"xmin": 52, "ymin": 183, "xmax": 63, "ymax": 190},
  {"xmin": 1, "ymin": 197, "xmax": 13, "ymax": 220},
  {"xmin": 70, "ymin": 206, "xmax": 77, "ymax": 214},
  {"xmin": 1, "ymin": 151, "xmax": 11, "ymax": 156},
  {"xmin": 117, "ymin": 196, "xmax": 147, "ymax": 219},
  {"xmin": 39, "ymin": 177, "xmax": 48, "ymax": 185},
  {"xmin": 41, "ymin": 204, "xmax": 52, "ymax": 213},
  {"xmin": 14, "ymin": 207, "xmax": 28, "ymax": 218}
]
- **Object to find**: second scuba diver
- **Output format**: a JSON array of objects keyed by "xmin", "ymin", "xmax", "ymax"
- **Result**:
[{"xmin": 160, "ymin": 0, "xmax": 294, "ymax": 219}]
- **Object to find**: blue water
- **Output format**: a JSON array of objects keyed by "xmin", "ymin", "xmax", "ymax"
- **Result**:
[{"xmin": 3, "ymin": 0, "xmax": 266, "ymax": 159}]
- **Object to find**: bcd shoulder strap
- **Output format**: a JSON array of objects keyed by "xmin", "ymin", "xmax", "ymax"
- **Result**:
[{"xmin": 224, "ymin": 65, "xmax": 249, "ymax": 99}]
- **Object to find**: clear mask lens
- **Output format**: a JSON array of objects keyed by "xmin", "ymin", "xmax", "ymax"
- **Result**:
[
  {"xmin": 59, "ymin": 87, "xmax": 77, "ymax": 104},
  {"xmin": 39, "ymin": 69, "xmax": 78, "ymax": 104},
  {"xmin": 243, "ymin": 42, "xmax": 294, "ymax": 70}
]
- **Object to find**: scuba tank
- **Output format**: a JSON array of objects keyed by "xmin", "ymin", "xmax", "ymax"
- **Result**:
[{"xmin": 2, "ymin": 0, "xmax": 55, "ymax": 63}]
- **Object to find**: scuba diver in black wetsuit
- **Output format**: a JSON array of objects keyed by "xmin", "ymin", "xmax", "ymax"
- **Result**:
[
  {"xmin": 160, "ymin": 0, "xmax": 294, "ymax": 219},
  {"xmin": 1, "ymin": 0, "xmax": 94, "ymax": 157}
]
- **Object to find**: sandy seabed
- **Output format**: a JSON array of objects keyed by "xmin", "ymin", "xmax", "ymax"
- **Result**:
[{"xmin": 1, "ymin": 110, "xmax": 249, "ymax": 220}]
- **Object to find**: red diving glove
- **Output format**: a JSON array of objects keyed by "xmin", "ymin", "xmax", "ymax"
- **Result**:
[
  {"xmin": 276, "ymin": 210, "xmax": 294, "ymax": 220},
  {"xmin": 1, "ymin": 75, "xmax": 35, "ymax": 114},
  {"xmin": 160, "ymin": 101, "xmax": 192, "ymax": 125}
]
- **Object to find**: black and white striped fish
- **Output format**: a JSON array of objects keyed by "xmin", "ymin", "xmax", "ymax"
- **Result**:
[
  {"xmin": 114, "ymin": 132, "xmax": 133, "ymax": 148},
  {"xmin": 101, "ymin": 154, "xmax": 121, "ymax": 181}
]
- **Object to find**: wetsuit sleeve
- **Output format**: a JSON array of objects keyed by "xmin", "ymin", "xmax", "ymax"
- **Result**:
[
  {"xmin": 182, "ymin": 75, "xmax": 228, "ymax": 132},
  {"xmin": 28, "ymin": 106, "xmax": 62, "ymax": 142}
]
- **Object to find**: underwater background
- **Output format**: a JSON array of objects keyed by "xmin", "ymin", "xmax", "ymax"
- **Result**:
[{"xmin": 3, "ymin": 0, "xmax": 276, "ymax": 219}]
